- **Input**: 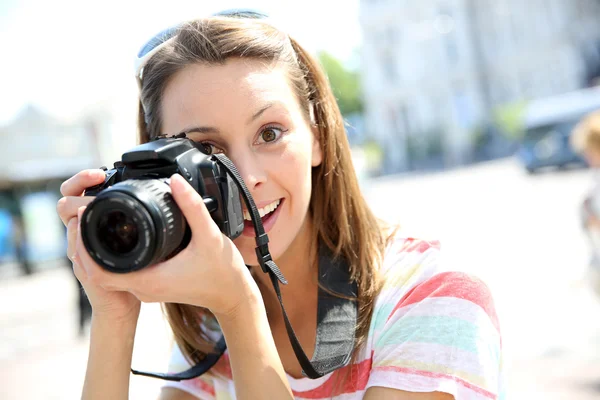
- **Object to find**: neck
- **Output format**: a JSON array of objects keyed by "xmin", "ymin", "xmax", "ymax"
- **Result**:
[{"xmin": 253, "ymin": 216, "xmax": 319, "ymax": 322}]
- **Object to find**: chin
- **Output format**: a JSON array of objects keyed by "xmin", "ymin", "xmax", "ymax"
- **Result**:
[
  {"xmin": 235, "ymin": 239, "xmax": 282, "ymax": 267},
  {"xmin": 232, "ymin": 204, "xmax": 310, "ymax": 267},
  {"xmin": 234, "ymin": 226, "xmax": 297, "ymax": 267}
]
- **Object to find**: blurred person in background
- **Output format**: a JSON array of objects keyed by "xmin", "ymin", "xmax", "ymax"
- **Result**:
[
  {"xmin": 56, "ymin": 10, "xmax": 503, "ymax": 400},
  {"xmin": 0, "ymin": 208, "xmax": 13, "ymax": 265},
  {"xmin": 12, "ymin": 213, "xmax": 32, "ymax": 276},
  {"xmin": 571, "ymin": 110, "xmax": 600, "ymax": 296}
]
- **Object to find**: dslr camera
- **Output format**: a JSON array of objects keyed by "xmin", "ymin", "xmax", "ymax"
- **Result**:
[{"xmin": 81, "ymin": 138, "xmax": 244, "ymax": 273}]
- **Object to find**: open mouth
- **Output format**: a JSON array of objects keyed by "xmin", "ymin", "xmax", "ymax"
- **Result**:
[
  {"xmin": 242, "ymin": 198, "xmax": 284, "ymax": 236},
  {"xmin": 243, "ymin": 198, "xmax": 281, "ymax": 222}
]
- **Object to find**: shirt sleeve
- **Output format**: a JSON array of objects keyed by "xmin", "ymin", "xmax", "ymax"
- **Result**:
[
  {"xmin": 160, "ymin": 343, "xmax": 216, "ymax": 400},
  {"xmin": 366, "ymin": 264, "xmax": 504, "ymax": 399}
]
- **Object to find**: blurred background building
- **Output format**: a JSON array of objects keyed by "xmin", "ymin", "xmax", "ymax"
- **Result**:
[
  {"xmin": 360, "ymin": 0, "xmax": 600, "ymax": 173},
  {"xmin": 0, "ymin": 102, "xmax": 134, "ymax": 276},
  {"xmin": 0, "ymin": 106, "xmax": 94, "ymax": 274}
]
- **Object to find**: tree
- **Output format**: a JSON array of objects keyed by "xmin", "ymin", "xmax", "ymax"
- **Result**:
[
  {"xmin": 318, "ymin": 51, "xmax": 363, "ymax": 116},
  {"xmin": 492, "ymin": 100, "xmax": 528, "ymax": 140}
]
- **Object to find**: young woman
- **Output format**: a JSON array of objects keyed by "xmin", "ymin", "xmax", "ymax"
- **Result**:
[{"xmin": 56, "ymin": 11, "xmax": 503, "ymax": 400}]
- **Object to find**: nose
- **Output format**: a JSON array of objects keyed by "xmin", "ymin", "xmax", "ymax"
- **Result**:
[{"xmin": 228, "ymin": 149, "xmax": 267, "ymax": 192}]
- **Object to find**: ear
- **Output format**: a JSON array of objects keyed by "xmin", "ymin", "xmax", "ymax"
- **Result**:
[{"xmin": 311, "ymin": 124, "xmax": 323, "ymax": 167}]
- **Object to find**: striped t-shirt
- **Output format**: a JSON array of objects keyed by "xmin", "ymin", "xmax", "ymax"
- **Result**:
[{"xmin": 162, "ymin": 237, "xmax": 505, "ymax": 399}]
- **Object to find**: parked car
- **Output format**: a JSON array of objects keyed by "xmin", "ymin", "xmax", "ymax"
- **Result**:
[{"xmin": 517, "ymin": 87, "xmax": 600, "ymax": 173}]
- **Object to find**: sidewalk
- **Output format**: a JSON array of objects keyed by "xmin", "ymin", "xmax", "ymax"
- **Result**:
[{"xmin": 0, "ymin": 266, "xmax": 173, "ymax": 400}]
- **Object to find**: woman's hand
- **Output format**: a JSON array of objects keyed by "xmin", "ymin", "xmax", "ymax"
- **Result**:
[
  {"xmin": 69, "ymin": 173, "xmax": 258, "ymax": 319},
  {"xmin": 57, "ymin": 169, "xmax": 141, "ymax": 323}
]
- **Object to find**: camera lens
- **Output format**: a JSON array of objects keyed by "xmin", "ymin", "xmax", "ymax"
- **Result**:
[
  {"xmin": 97, "ymin": 210, "xmax": 139, "ymax": 255},
  {"xmin": 81, "ymin": 178, "xmax": 188, "ymax": 273}
]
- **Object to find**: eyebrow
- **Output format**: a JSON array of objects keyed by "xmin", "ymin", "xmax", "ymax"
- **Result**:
[
  {"xmin": 249, "ymin": 102, "xmax": 274, "ymax": 124},
  {"xmin": 180, "ymin": 126, "xmax": 220, "ymax": 136},
  {"xmin": 178, "ymin": 102, "xmax": 276, "ymax": 137}
]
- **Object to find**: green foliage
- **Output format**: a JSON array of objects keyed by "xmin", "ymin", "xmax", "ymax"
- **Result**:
[
  {"xmin": 318, "ymin": 51, "xmax": 363, "ymax": 116},
  {"xmin": 492, "ymin": 101, "xmax": 528, "ymax": 140}
]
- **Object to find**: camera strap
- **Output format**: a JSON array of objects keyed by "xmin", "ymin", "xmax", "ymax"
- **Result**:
[{"xmin": 131, "ymin": 152, "xmax": 358, "ymax": 381}]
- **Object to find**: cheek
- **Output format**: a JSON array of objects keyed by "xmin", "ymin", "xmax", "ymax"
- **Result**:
[
  {"xmin": 278, "ymin": 139, "xmax": 314, "ymax": 197},
  {"xmin": 232, "ymin": 134, "xmax": 314, "ymax": 263}
]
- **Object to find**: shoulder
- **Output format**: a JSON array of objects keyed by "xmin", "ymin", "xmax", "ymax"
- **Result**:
[
  {"xmin": 375, "ymin": 235, "xmax": 500, "ymax": 335},
  {"xmin": 376, "ymin": 235, "xmax": 444, "ymax": 306},
  {"xmin": 364, "ymin": 236, "xmax": 504, "ymax": 399}
]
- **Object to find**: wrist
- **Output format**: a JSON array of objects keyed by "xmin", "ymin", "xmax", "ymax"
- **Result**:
[
  {"xmin": 213, "ymin": 282, "xmax": 264, "ymax": 326},
  {"xmin": 83, "ymin": 307, "xmax": 139, "ymax": 400},
  {"xmin": 91, "ymin": 306, "xmax": 141, "ymax": 327},
  {"xmin": 211, "ymin": 276, "xmax": 292, "ymax": 399}
]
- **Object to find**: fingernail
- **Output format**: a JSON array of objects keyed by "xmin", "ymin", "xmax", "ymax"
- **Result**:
[
  {"xmin": 171, "ymin": 173, "xmax": 183, "ymax": 182},
  {"xmin": 171, "ymin": 174, "xmax": 186, "ymax": 189}
]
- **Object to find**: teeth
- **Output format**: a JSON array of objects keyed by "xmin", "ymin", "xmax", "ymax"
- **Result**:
[{"xmin": 243, "ymin": 199, "xmax": 280, "ymax": 221}]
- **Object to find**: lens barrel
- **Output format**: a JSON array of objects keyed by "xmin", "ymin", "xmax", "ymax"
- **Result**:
[{"xmin": 81, "ymin": 179, "xmax": 187, "ymax": 273}]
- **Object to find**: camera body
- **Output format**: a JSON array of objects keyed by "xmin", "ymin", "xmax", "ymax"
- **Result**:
[{"xmin": 81, "ymin": 138, "xmax": 244, "ymax": 273}]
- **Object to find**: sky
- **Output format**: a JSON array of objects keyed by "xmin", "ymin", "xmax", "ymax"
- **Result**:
[{"xmin": 0, "ymin": 0, "xmax": 361, "ymax": 124}]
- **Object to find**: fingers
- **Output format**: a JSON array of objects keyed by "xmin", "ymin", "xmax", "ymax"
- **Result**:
[
  {"xmin": 74, "ymin": 208, "xmax": 91, "ymax": 268},
  {"xmin": 66, "ymin": 217, "xmax": 78, "ymax": 262},
  {"xmin": 74, "ymin": 207, "xmax": 110, "ymax": 286},
  {"xmin": 56, "ymin": 196, "xmax": 95, "ymax": 227},
  {"xmin": 60, "ymin": 169, "xmax": 106, "ymax": 197},
  {"xmin": 58, "ymin": 169, "xmax": 105, "ymax": 228},
  {"xmin": 68, "ymin": 217, "xmax": 86, "ymax": 283},
  {"xmin": 73, "ymin": 207, "xmax": 141, "ymax": 293},
  {"xmin": 170, "ymin": 174, "xmax": 219, "ymax": 238},
  {"xmin": 67, "ymin": 216, "xmax": 81, "ymax": 276}
]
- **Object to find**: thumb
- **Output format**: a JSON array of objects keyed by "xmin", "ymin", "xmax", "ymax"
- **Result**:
[{"xmin": 169, "ymin": 174, "xmax": 216, "ymax": 236}]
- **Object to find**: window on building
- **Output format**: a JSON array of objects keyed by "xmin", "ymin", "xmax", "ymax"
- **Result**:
[
  {"xmin": 381, "ymin": 50, "xmax": 397, "ymax": 83},
  {"xmin": 436, "ymin": 9, "xmax": 459, "ymax": 65},
  {"xmin": 385, "ymin": 26, "xmax": 397, "ymax": 46}
]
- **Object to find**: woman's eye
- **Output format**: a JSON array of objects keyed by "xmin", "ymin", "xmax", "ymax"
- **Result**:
[
  {"xmin": 199, "ymin": 142, "xmax": 223, "ymax": 155},
  {"xmin": 258, "ymin": 126, "xmax": 285, "ymax": 144}
]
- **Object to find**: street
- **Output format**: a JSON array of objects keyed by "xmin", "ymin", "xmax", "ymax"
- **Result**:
[{"xmin": 1, "ymin": 157, "xmax": 600, "ymax": 399}]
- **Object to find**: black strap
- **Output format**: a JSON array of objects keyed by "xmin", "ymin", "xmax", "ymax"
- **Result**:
[
  {"xmin": 214, "ymin": 154, "xmax": 322, "ymax": 378},
  {"xmin": 131, "ymin": 149, "xmax": 357, "ymax": 380},
  {"xmin": 213, "ymin": 154, "xmax": 287, "ymax": 283},
  {"xmin": 132, "ymin": 337, "xmax": 226, "ymax": 381},
  {"xmin": 311, "ymin": 247, "xmax": 358, "ymax": 374}
]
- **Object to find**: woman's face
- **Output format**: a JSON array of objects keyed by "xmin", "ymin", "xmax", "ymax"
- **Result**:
[{"xmin": 160, "ymin": 58, "xmax": 322, "ymax": 264}]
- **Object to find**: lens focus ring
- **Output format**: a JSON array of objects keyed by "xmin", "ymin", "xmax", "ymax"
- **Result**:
[
  {"xmin": 81, "ymin": 178, "xmax": 188, "ymax": 272},
  {"xmin": 117, "ymin": 179, "xmax": 186, "ymax": 263}
]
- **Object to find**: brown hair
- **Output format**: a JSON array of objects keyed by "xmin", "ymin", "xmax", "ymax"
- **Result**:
[
  {"xmin": 136, "ymin": 17, "xmax": 392, "ymax": 373},
  {"xmin": 571, "ymin": 110, "xmax": 600, "ymax": 155}
]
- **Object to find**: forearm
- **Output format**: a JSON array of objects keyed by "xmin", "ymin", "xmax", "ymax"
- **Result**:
[
  {"xmin": 82, "ymin": 315, "xmax": 138, "ymax": 400},
  {"xmin": 215, "ymin": 288, "xmax": 293, "ymax": 400}
]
